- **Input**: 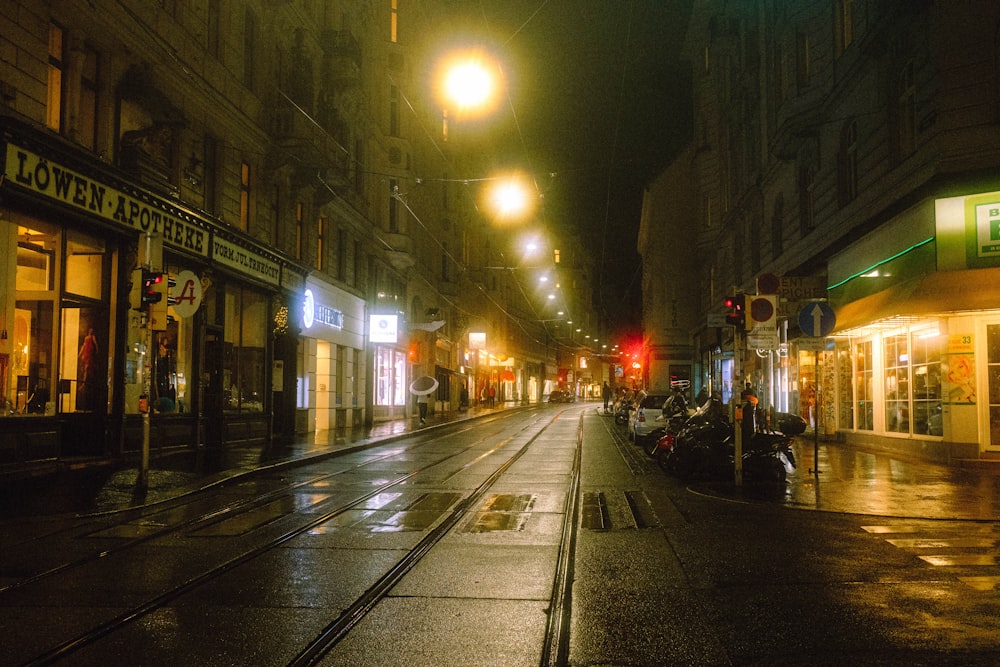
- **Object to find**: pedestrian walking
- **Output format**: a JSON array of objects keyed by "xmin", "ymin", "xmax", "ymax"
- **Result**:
[
  {"xmin": 417, "ymin": 393, "xmax": 429, "ymax": 424},
  {"xmin": 602, "ymin": 381, "xmax": 611, "ymax": 413},
  {"xmin": 488, "ymin": 384, "xmax": 496, "ymax": 408}
]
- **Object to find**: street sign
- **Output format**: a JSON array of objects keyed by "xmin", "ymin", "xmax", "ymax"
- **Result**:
[
  {"xmin": 797, "ymin": 336, "xmax": 832, "ymax": 351},
  {"xmin": 798, "ymin": 301, "xmax": 836, "ymax": 337},
  {"xmin": 747, "ymin": 330, "xmax": 779, "ymax": 350}
]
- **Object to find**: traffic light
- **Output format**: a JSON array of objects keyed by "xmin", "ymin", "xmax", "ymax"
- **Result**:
[
  {"xmin": 725, "ymin": 294, "xmax": 746, "ymax": 329},
  {"xmin": 141, "ymin": 270, "xmax": 163, "ymax": 308}
]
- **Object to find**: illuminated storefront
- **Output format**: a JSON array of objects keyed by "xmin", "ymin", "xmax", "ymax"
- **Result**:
[
  {"xmin": 296, "ymin": 278, "xmax": 366, "ymax": 431},
  {"xmin": 0, "ymin": 120, "xmax": 304, "ymax": 464},
  {"xmin": 820, "ymin": 192, "xmax": 1000, "ymax": 462}
]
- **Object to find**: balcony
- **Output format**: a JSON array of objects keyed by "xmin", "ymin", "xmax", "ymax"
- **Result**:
[
  {"xmin": 378, "ymin": 230, "xmax": 415, "ymax": 272},
  {"xmin": 268, "ymin": 100, "xmax": 349, "ymax": 189},
  {"xmin": 321, "ymin": 30, "xmax": 362, "ymax": 86}
]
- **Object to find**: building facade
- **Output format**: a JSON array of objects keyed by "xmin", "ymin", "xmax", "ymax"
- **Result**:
[
  {"xmin": 640, "ymin": 0, "xmax": 1000, "ymax": 463},
  {"xmin": 2, "ymin": 1, "xmax": 601, "ymax": 475}
]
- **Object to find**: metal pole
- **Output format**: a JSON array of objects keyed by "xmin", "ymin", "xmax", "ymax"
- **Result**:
[
  {"xmin": 733, "ymin": 328, "xmax": 743, "ymax": 487},
  {"xmin": 812, "ymin": 349, "xmax": 821, "ymax": 475}
]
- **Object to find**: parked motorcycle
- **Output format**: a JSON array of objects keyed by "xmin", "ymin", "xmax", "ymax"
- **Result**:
[
  {"xmin": 613, "ymin": 396, "xmax": 635, "ymax": 426},
  {"xmin": 644, "ymin": 390, "xmax": 695, "ymax": 456},
  {"xmin": 662, "ymin": 396, "xmax": 796, "ymax": 483}
]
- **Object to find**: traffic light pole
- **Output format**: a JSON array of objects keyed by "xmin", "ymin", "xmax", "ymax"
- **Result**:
[{"xmin": 733, "ymin": 327, "xmax": 743, "ymax": 487}]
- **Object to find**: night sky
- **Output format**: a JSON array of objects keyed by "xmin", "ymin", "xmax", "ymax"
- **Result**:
[{"xmin": 433, "ymin": 1, "xmax": 693, "ymax": 339}]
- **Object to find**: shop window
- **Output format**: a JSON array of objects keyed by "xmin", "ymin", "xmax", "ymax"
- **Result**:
[
  {"xmin": 884, "ymin": 334, "xmax": 909, "ymax": 433},
  {"xmin": 223, "ymin": 286, "xmax": 266, "ymax": 412},
  {"xmin": 10, "ymin": 301, "xmax": 55, "ymax": 415},
  {"xmin": 8, "ymin": 223, "xmax": 58, "ymax": 415},
  {"xmin": 854, "ymin": 340, "xmax": 874, "ymax": 431},
  {"xmin": 375, "ymin": 346, "xmax": 406, "ymax": 407},
  {"xmin": 60, "ymin": 307, "xmax": 104, "ymax": 413},
  {"xmin": 836, "ymin": 341, "xmax": 854, "ymax": 429},
  {"xmin": 910, "ymin": 330, "xmax": 942, "ymax": 436},
  {"xmin": 64, "ymin": 229, "xmax": 105, "ymax": 300}
]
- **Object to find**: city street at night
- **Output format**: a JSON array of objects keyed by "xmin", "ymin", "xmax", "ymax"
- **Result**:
[
  {"xmin": 5, "ymin": 1, "xmax": 1000, "ymax": 664},
  {"xmin": 3, "ymin": 404, "xmax": 1000, "ymax": 665}
]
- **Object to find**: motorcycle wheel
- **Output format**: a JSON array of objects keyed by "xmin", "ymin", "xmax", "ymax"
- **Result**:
[{"xmin": 615, "ymin": 413, "xmax": 627, "ymax": 426}]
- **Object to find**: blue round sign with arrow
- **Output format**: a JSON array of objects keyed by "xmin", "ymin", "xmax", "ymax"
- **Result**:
[{"xmin": 798, "ymin": 301, "xmax": 836, "ymax": 337}]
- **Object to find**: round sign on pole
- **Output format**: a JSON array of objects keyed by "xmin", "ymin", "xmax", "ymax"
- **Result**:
[
  {"xmin": 756, "ymin": 272, "xmax": 780, "ymax": 295},
  {"xmin": 171, "ymin": 270, "xmax": 203, "ymax": 318},
  {"xmin": 797, "ymin": 301, "xmax": 836, "ymax": 337}
]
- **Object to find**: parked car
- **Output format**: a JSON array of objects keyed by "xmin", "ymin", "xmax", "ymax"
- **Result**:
[
  {"xmin": 628, "ymin": 392, "xmax": 672, "ymax": 444},
  {"xmin": 547, "ymin": 390, "xmax": 575, "ymax": 403}
]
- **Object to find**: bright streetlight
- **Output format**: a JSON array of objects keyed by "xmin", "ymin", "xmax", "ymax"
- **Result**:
[
  {"xmin": 434, "ymin": 48, "xmax": 503, "ymax": 118},
  {"xmin": 485, "ymin": 174, "xmax": 534, "ymax": 222}
]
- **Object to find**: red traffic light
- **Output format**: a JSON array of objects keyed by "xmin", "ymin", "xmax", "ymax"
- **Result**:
[
  {"xmin": 724, "ymin": 294, "xmax": 746, "ymax": 328},
  {"xmin": 141, "ymin": 270, "xmax": 164, "ymax": 305}
]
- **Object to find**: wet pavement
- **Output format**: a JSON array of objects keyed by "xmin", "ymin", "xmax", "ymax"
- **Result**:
[{"xmin": 3, "ymin": 403, "xmax": 1000, "ymax": 521}]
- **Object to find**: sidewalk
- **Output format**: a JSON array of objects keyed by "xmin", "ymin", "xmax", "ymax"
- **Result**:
[
  {"xmin": 0, "ymin": 402, "xmax": 509, "ymax": 519},
  {"xmin": 3, "ymin": 403, "xmax": 1000, "ymax": 521}
]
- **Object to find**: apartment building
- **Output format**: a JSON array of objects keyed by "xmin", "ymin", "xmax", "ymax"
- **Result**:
[{"xmin": 641, "ymin": 0, "xmax": 1000, "ymax": 463}]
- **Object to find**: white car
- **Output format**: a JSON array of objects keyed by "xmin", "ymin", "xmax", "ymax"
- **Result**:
[{"xmin": 627, "ymin": 393, "xmax": 672, "ymax": 444}]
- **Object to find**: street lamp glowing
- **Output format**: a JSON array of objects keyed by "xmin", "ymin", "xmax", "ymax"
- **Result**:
[
  {"xmin": 445, "ymin": 61, "xmax": 493, "ymax": 110},
  {"xmin": 491, "ymin": 178, "xmax": 530, "ymax": 219},
  {"xmin": 435, "ymin": 49, "xmax": 502, "ymax": 118}
]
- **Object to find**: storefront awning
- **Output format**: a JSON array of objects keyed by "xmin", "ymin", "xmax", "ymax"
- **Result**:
[{"xmin": 832, "ymin": 267, "xmax": 1000, "ymax": 333}]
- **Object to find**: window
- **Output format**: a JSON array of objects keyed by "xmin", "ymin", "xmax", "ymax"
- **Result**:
[
  {"xmin": 910, "ymin": 331, "xmax": 942, "ymax": 436},
  {"xmin": 10, "ymin": 222, "xmax": 58, "ymax": 416},
  {"xmin": 46, "ymin": 23, "xmax": 65, "ymax": 132},
  {"xmin": 771, "ymin": 195, "xmax": 784, "ymax": 258},
  {"xmin": 207, "ymin": 0, "xmax": 221, "ymax": 58},
  {"xmin": 390, "ymin": 0, "xmax": 399, "ymax": 43},
  {"xmin": 77, "ymin": 45, "xmax": 99, "ymax": 150},
  {"xmin": 354, "ymin": 138, "xmax": 364, "ymax": 193},
  {"xmin": 894, "ymin": 61, "xmax": 916, "ymax": 162},
  {"xmin": 243, "ymin": 8, "xmax": 256, "ymax": 91},
  {"xmin": 223, "ymin": 286, "xmax": 266, "ymax": 413},
  {"xmin": 8, "ymin": 222, "xmax": 111, "ymax": 417},
  {"xmin": 204, "ymin": 134, "xmax": 219, "ymax": 212},
  {"xmin": 834, "ymin": 0, "xmax": 854, "ymax": 57},
  {"xmin": 798, "ymin": 161, "xmax": 815, "ymax": 234},
  {"xmin": 295, "ymin": 202, "xmax": 303, "ymax": 259},
  {"xmin": 883, "ymin": 334, "xmax": 909, "ymax": 433},
  {"xmin": 796, "ymin": 31, "xmax": 810, "ymax": 90},
  {"xmin": 388, "ymin": 179, "xmax": 399, "ymax": 232},
  {"xmin": 855, "ymin": 340, "xmax": 874, "ymax": 430},
  {"xmin": 376, "ymin": 346, "xmax": 406, "ymax": 406},
  {"xmin": 239, "ymin": 161, "xmax": 251, "ymax": 231},
  {"xmin": 390, "ymin": 85, "xmax": 400, "ymax": 137},
  {"xmin": 336, "ymin": 228, "xmax": 347, "ymax": 281},
  {"xmin": 838, "ymin": 121, "xmax": 858, "ymax": 206},
  {"xmin": 316, "ymin": 216, "xmax": 325, "ymax": 271}
]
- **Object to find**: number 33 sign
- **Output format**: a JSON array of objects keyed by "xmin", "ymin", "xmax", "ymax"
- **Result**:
[{"xmin": 171, "ymin": 270, "xmax": 204, "ymax": 318}]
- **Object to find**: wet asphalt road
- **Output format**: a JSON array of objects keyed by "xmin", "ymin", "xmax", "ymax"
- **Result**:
[{"xmin": 3, "ymin": 404, "xmax": 1000, "ymax": 665}]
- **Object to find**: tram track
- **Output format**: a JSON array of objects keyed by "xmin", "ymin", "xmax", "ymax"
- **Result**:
[
  {"xmin": 0, "ymin": 425, "xmax": 474, "ymax": 596},
  {"xmin": 11, "ymin": 407, "xmax": 583, "ymax": 666}
]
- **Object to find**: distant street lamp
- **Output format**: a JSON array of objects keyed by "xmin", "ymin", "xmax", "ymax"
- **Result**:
[{"xmin": 484, "ymin": 173, "xmax": 534, "ymax": 223}]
